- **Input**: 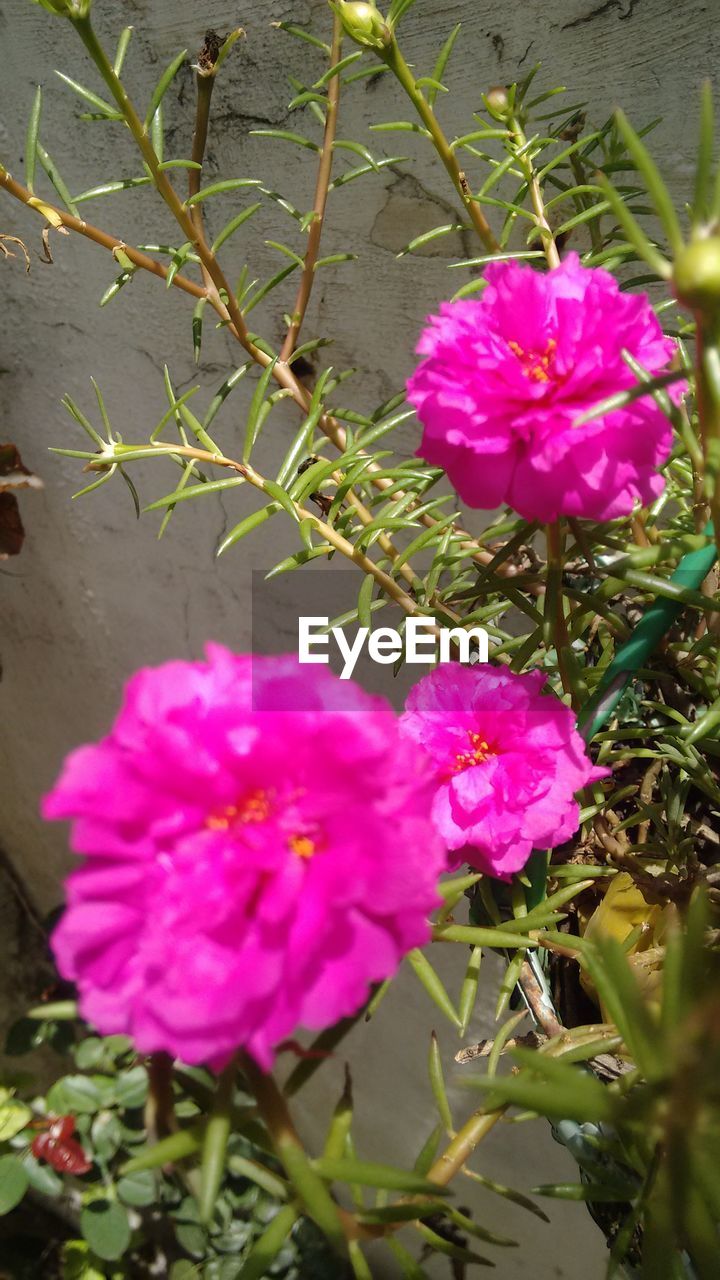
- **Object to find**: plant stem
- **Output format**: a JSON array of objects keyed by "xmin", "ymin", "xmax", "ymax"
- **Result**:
[
  {"xmin": 379, "ymin": 40, "xmax": 498, "ymax": 254},
  {"xmin": 280, "ymin": 14, "xmax": 342, "ymax": 362},
  {"xmin": 695, "ymin": 316, "xmax": 720, "ymax": 564},
  {"xmin": 544, "ymin": 521, "xmax": 575, "ymax": 703},
  {"xmin": 189, "ymin": 63, "xmax": 216, "ymax": 295},
  {"xmin": 239, "ymin": 1053, "xmax": 348, "ymax": 1249},
  {"xmin": 0, "ymin": 167, "xmax": 204, "ymax": 300},
  {"xmin": 509, "ymin": 115, "xmax": 559, "ymax": 269},
  {"xmin": 71, "ymin": 14, "xmax": 254, "ymax": 352}
]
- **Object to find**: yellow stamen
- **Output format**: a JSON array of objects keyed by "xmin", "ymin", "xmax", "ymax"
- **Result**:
[
  {"xmin": 289, "ymin": 834, "xmax": 316, "ymax": 859},
  {"xmin": 451, "ymin": 730, "xmax": 494, "ymax": 774},
  {"xmin": 206, "ymin": 789, "xmax": 271, "ymax": 831}
]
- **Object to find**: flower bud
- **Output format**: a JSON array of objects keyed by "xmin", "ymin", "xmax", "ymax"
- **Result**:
[
  {"xmin": 333, "ymin": 2, "xmax": 391, "ymax": 51},
  {"xmin": 32, "ymin": 0, "xmax": 93, "ymax": 17},
  {"xmin": 484, "ymin": 86, "xmax": 511, "ymax": 121},
  {"xmin": 674, "ymin": 237, "xmax": 720, "ymax": 312}
]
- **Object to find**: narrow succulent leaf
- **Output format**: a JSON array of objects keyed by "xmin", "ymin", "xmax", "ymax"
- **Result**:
[
  {"xmin": 212, "ymin": 203, "xmax": 261, "ymax": 253},
  {"xmin": 145, "ymin": 476, "xmax": 244, "ymax": 513},
  {"xmin": 427, "ymin": 23, "xmax": 461, "ymax": 106},
  {"xmin": 271, "ymin": 21, "xmax": 330, "ymax": 52},
  {"xmin": 243, "ymin": 263, "xmax": 300, "ymax": 314},
  {"xmin": 121, "ymin": 1127, "xmax": 202, "ymax": 1173},
  {"xmin": 398, "ymin": 223, "xmax": 468, "ymax": 257},
  {"xmin": 235, "ymin": 1203, "xmax": 299, "ymax": 1280},
  {"xmin": 458, "ymin": 946, "xmax": 482, "ymax": 1037},
  {"xmin": 312, "ymin": 1156, "xmax": 450, "ymax": 1196},
  {"xmin": 186, "ymin": 178, "xmax": 263, "ymax": 207},
  {"xmin": 262, "ymin": 479, "xmax": 301, "ymax": 523},
  {"xmin": 347, "ymin": 1241, "xmax": 373, "ymax": 1280},
  {"xmin": 113, "ymin": 26, "xmax": 133, "ymax": 75},
  {"xmin": 74, "ymin": 177, "xmax": 152, "ymax": 203},
  {"xmin": 144, "ymin": 49, "xmax": 187, "ymax": 129},
  {"xmin": 615, "ymin": 109, "xmax": 683, "ymax": 252},
  {"xmin": 314, "ymin": 52, "xmax": 363, "ymax": 88},
  {"xmin": 277, "ymin": 1142, "xmax": 346, "ymax": 1250},
  {"xmin": 250, "ymin": 128, "xmax": 320, "ymax": 152},
  {"xmin": 386, "ymin": 1239, "xmax": 432, "ymax": 1279},
  {"xmin": 217, "ymin": 502, "xmax": 281, "ymax": 556},
  {"xmin": 323, "ymin": 1068, "xmax": 354, "ymax": 1162},
  {"xmin": 199, "ymin": 1064, "xmax": 236, "ymax": 1224},
  {"xmin": 37, "ymin": 143, "xmax": 79, "ymax": 215},
  {"xmin": 330, "ymin": 156, "xmax": 407, "ymax": 190},
  {"xmin": 24, "ymin": 86, "xmax": 42, "ymax": 194},
  {"xmin": 597, "ymin": 174, "xmax": 670, "ymax": 277},
  {"xmin": 244, "ymin": 358, "xmax": 279, "ymax": 462},
  {"xmin": 407, "ymin": 950, "xmax": 461, "ymax": 1029},
  {"xmin": 55, "ymin": 71, "xmax": 120, "ymax": 118},
  {"xmin": 428, "ymin": 1032, "xmax": 453, "ymax": 1131},
  {"xmin": 413, "ymin": 1223, "xmax": 493, "ymax": 1267}
]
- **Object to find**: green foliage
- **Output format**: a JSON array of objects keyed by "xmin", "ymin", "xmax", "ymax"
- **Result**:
[{"xmin": 5, "ymin": 3, "xmax": 720, "ymax": 1277}]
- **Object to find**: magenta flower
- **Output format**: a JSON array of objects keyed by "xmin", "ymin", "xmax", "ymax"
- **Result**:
[
  {"xmin": 43, "ymin": 648, "xmax": 444, "ymax": 1069},
  {"xmin": 407, "ymin": 254, "xmax": 680, "ymax": 522},
  {"xmin": 400, "ymin": 663, "xmax": 607, "ymax": 878}
]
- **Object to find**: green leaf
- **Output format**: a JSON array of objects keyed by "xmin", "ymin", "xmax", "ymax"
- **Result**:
[
  {"xmin": 74, "ymin": 177, "xmax": 152, "ymax": 203},
  {"xmin": 186, "ymin": 178, "xmax": 262, "ymax": 207},
  {"xmin": 217, "ymin": 503, "xmax": 281, "ymax": 556},
  {"xmin": 117, "ymin": 1170, "xmax": 157, "ymax": 1207},
  {"xmin": 113, "ymin": 1065, "xmax": 148, "ymax": 1109},
  {"xmin": 243, "ymin": 358, "xmax": 279, "ymax": 463},
  {"xmin": 121, "ymin": 1126, "xmax": 202, "ymax": 1173},
  {"xmin": 428, "ymin": 1032, "xmax": 453, "ymax": 1131},
  {"xmin": 330, "ymin": 156, "xmax": 407, "ymax": 190},
  {"xmin": 212, "ymin": 203, "xmax": 261, "ymax": 253},
  {"xmin": 0, "ymin": 1090, "xmax": 31, "ymax": 1140},
  {"xmin": 24, "ymin": 1154, "xmax": 62, "ymax": 1198},
  {"xmin": 46, "ymin": 1074, "xmax": 113, "ymax": 1114},
  {"xmin": 0, "ymin": 1155, "xmax": 29, "ymax": 1215},
  {"xmin": 199, "ymin": 1064, "xmax": 236, "ymax": 1224},
  {"xmin": 235, "ymin": 1204, "xmax": 299, "ymax": 1280},
  {"xmin": 113, "ymin": 26, "xmax": 134, "ymax": 76},
  {"xmin": 312, "ymin": 1156, "xmax": 450, "ymax": 1195},
  {"xmin": 458, "ymin": 945, "xmax": 482, "ymax": 1037},
  {"xmin": 597, "ymin": 175, "xmax": 670, "ymax": 278},
  {"xmin": 80, "ymin": 1200, "xmax": 131, "ymax": 1262},
  {"xmin": 204, "ymin": 364, "xmax": 251, "ymax": 430},
  {"xmin": 25, "ymin": 86, "xmax": 42, "ymax": 194},
  {"xmin": 615, "ymin": 109, "xmax": 683, "ymax": 253},
  {"xmin": 407, "ymin": 950, "xmax": 461, "ymax": 1029},
  {"xmin": 36, "ymin": 142, "xmax": 80, "ymax": 216},
  {"xmin": 55, "ymin": 71, "xmax": 121, "ymax": 119},
  {"xmin": 249, "ymin": 128, "xmax": 320, "ymax": 152},
  {"xmin": 144, "ymin": 477, "xmax": 244, "ymax": 513},
  {"xmin": 145, "ymin": 49, "xmax": 188, "ymax": 129},
  {"xmin": 427, "ymin": 23, "xmax": 461, "ymax": 106}
]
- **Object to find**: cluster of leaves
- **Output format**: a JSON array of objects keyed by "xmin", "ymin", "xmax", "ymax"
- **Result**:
[
  {"xmin": 0, "ymin": 1009, "xmax": 343, "ymax": 1279},
  {"xmin": 4, "ymin": 1, "xmax": 720, "ymax": 1277}
]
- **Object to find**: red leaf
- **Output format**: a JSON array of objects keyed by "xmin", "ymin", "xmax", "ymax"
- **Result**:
[{"xmin": 31, "ymin": 1115, "xmax": 92, "ymax": 1175}]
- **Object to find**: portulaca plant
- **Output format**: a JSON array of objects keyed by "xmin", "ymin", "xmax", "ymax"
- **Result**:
[{"xmin": 3, "ymin": 1, "xmax": 720, "ymax": 1277}]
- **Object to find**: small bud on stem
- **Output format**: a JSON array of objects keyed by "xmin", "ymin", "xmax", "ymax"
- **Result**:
[{"xmin": 331, "ymin": 1, "xmax": 392, "ymax": 51}]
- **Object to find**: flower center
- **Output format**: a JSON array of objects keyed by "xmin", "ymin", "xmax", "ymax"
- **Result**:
[
  {"xmin": 206, "ymin": 788, "xmax": 272, "ymax": 830},
  {"xmin": 287, "ymin": 834, "xmax": 317, "ymax": 859},
  {"xmin": 206, "ymin": 790, "xmax": 323, "ymax": 860},
  {"xmin": 508, "ymin": 337, "xmax": 557, "ymax": 383},
  {"xmin": 450, "ymin": 730, "xmax": 495, "ymax": 775}
]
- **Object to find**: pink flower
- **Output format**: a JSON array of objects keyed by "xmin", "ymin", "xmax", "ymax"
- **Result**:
[
  {"xmin": 400, "ymin": 663, "xmax": 607, "ymax": 878},
  {"xmin": 43, "ymin": 648, "xmax": 444, "ymax": 1069},
  {"xmin": 406, "ymin": 254, "xmax": 680, "ymax": 522}
]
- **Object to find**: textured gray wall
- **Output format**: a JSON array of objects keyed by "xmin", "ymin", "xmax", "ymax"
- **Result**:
[{"xmin": 0, "ymin": 0, "xmax": 715, "ymax": 1274}]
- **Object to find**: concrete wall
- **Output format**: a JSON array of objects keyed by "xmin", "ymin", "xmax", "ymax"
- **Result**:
[{"xmin": 0, "ymin": 0, "xmax": 715, "ymax": 1274}]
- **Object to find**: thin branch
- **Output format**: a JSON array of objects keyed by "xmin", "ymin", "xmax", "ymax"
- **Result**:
[
  {"xmin": 280, "ymin": 14, "xmax": 343, "ymax": 362},
  {"xmin": 0, "ymin": 166, "xmax": 205, "ymax": 301}
]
